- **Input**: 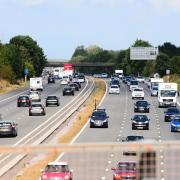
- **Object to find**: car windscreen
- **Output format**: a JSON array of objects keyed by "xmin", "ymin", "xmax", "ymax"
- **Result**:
[
  {"xmin": 47, "ymin": 96, "xmax": 57, "ymax": 100},
  {"xmin": 117, "ymin": 163, "xmax": 136, "ymax": 171},
  {"xmin": 127, "ymin": 136, "xmax": 144, "ymax": 141},
  {"xmin": 111, "ymin": 85, "xmax": 119, "ymax": 88},
  {"xmin": 134, "ymin": 89, "xmax": 143, "ymax": 92},
  {"xmin": 131, "ymin": 81, "xmax": 138, "ymax": 85},
  {"xmin": 92, "ymin": 111, "xmax": 106, "ymax": 120},
  {"xmin": 136, "ymin": 101, "xmax": 148, "ymax": 106},
  {"xmin": 31, "ymin": 104, "xmax": 42, "ymax": 107},
  {"xmin": 133, "ymin": 115, "xmax": 148, "ymax": 122},
  {"xmin": 160, "ymin": 90, "xmax": 176, "ymax": 97},
  {"xmin": 173, "ymin": 117, "xmax": 180, "ymax": 122},
  {"xmin": 0, "ymin": 122, "xmax": 11, "ymax": 127},
  {"xmin": 152, "ymin": 86, "xmax": 158, "ymax": 90},
  {"xmin": 45, "ymin": 165, "xmax": 69, "ymax": 172},
  {"xmin": 19, "ymin": 96, "xmax": 29, "ymax": 100},
  {"xmin": 167, "ymin": 108, "xmax": 180, "ymax": 113}
]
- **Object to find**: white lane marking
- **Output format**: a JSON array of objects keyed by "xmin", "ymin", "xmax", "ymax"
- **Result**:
[
  {"xmin": 0, "ymin": 89, "xmax": 28, "ymax": 103},
  {"xmin": 56, "ymin": 79, "xmax": 108, "ymax": 161}
]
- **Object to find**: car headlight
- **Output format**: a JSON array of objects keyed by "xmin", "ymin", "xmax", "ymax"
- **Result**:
[
  {"xmin": 103, "ymin": 120, "xmax": 107, "ymax": 123},
  {"xmin": 134, "ymin": 106, "xmax": 137, "ymax": 108},
  {"xmin": 42, "ymin": 175, "xmax": 47, "ymax": 180},
  {"xmin": 132, "ymin": 121, "xmax": 137, "ymax": 123},
  {"xmin": 144, "ymin": 121, "xmax": 149, "ymax": 124},
  {"xmin": 171, "ymin": 123, "xmax": 176, "ymax": 127},
  {"xmin": 90, "ymin": 119, "xmax": 94, "ymax": 122}
]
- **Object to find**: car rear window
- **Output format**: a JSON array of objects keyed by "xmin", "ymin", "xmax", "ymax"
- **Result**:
[
  {"xmin": 0, "ymin": 122, "xmax": 11, "ymax": 126},
  {"xmin": 32, "ymin": 104, "xmax": 42, "ymax": 107},
  {"xmin": 47, "ymin": 96, "xmax": 57, "ymax": 100}
]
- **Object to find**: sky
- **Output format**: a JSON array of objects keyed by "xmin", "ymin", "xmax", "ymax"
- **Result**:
[{"xmin": 1, "ymin": 0, "xmax": 180, "ymax": 59}]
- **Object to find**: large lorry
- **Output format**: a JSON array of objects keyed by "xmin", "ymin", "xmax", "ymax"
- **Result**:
[
  {"xmin": 158, "ymin": 83, "xmax": 178, "ymax": 108},
  {"xmin": 150, "ymin": 78, "xmax": 164, "ymax": 96},
  {"xmin": 115, "ymin": 69, "xmax": 123, "ymax": 79},
  {"xmin": 30, "ymin": 77, "xmax": 43, "ymax": 91},
  {"xmin": 53, "ymin": 67, "xmax": 64, "ymax": 79}
]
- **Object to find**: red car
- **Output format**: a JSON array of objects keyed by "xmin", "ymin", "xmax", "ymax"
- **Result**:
[
  {"xmin": 111, "ymin": 161, "xmax": 137, "ymax": 180},
  {"xmin": 40, "ymin": 162, "xmax": 73, "ymax": 180}
]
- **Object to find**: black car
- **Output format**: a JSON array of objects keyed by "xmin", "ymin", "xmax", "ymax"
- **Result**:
[
  {"xmin": 46, "ymin": 95, "xmax": 60, "ymax": 106},
  {"xmin": 164, "ymin": 107, "xmax": 180, "ymax": 122},
  {"xmin": 69, "ymin": 83, "xmax": 79, "ymax": 91},
  {"xmin": 48, "ymin": 76, "xmax": 55, "ymax": 83},
  {"xmin": 90, "ymin": 108, "xmax": 109, "ymax": 128},
  {"xmin": 134, "ymin": 100, "xmax": 150, "ymax": 113},
  {"xmin": 63, "ymin": 86, "xmax": 74, "ymax": 96},
  {"xmin": 72, "ymin": 81, "xmax": 81, "ymax": 88},
  {"xmin": 17, "ymin": 95, "xmax": 31, "ymax": 107},
  {"xmin": 131, "ymin": 115, "xmax": 150, "ymax": 130},
  {"xmin": 0, "ymin": 121, "xmax": 18, "ymax": 137}
]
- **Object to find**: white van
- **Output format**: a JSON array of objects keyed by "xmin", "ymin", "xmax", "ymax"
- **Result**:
[
  {"xmin": 30, "ymin": 77, "xmax": 43, "ymax": 91},
  {"xmin": 129, "ymin": 80, "xmax": 138, "ymax": 91},
  {"xmin": 158, "ymin": 83, "xmax": 178, "ymax": 107}
]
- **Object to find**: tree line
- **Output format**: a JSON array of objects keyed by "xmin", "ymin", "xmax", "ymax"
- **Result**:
[
  {"xmin": 0, "ymin": 35, "xmax": 47, "ymax": 83},
  {"xmin": 70, "ymin": 39, "xmax": 180, "ymax": 77}
]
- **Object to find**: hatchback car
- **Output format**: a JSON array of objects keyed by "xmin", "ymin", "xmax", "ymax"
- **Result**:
[
  {"xmin": 63, "ymin": 86, "xmax": 74, "ymax": 96},
  {"xmin": 0, "ymin": 121, "xmax": 18, "ymax": 137},
  {"xmin": 40, "ymin": 162, "xmax": 73, "ymax": 180},
  {"xmin": 111, "ymin": 161, "xmax": 137, "ymax": 180},
  {"xmin": 29, "ymin": 103, "xmax": 46, "ymax": 116},
  {"xmin": 164, "ymin": 107, "xmax": 180, "ymax": 122},
  {"xmin": 17, "ymin": 95, "xmax": 31, "ymax": 107},
  {"xmin": 171, "ymin": 115, "xmax": 180, "ymax": 132},
  {"xmin": 90, "ymin": 108, "xmax": 109, "ymax": 128},
  {"xmin": 72, "ymin": 81, "xmax": 81, "ymax": 88},
  {"xmin": 69, "ymin": 83, "xmax": 79, "ymax": 91},
  {"xmin": 132, "ymin": 87, "xmax": 144, "ymax": 99},
  {"xmin": 29, "ymin": 91, "xmax": 41, "ymax": 101},
  {"xmin": 131, "ymin": 115, "xmax": 150, "ymax": 130},
  {"xmin": 109, "ymin": 85, "xmax": 120, "ymax": 94},
  {"xmin": 48, "ymin": 76, "xmax": 55, "ymax": 83},
  {"xmin": 46, "ymin": 95, "xmax": 60, "ymax": 106},
  {"xmin": 134, "ymin": 100, "xmax": 150, "ymax": 113}
]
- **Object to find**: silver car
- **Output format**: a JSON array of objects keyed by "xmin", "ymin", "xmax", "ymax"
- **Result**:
[{"xmin": 29, "ymin": 103, "xmax": 46, "ymax": 116}]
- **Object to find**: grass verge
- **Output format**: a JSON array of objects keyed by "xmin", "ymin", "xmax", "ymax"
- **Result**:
[{"xmin": 14, "ymin": 78, "xmax": 106, "ymax": 180}]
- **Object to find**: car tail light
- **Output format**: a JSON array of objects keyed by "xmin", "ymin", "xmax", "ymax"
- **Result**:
[{"xmin": 42, "ymin": 174, "xmax": 47, "ymax": 180}]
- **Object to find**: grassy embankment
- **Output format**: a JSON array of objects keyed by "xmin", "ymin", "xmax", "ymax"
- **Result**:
[
  {"xmin": 0, "ymin": 79, "xmax": 28, "ymax": 94},
  {"xmin": 14, "ymin": 78, "xmax": 106, "ymax": 180},
  {"xmin": 164, "ymin": 74, "xmax": 180, "ymax": 90}
]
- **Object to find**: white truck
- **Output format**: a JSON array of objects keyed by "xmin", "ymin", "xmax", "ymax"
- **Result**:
[
  {"xmin": 150, "ymin": 78, "xmax": 164, "ymax": 96},
  {"xmin": 158, "ymin": 83, "xmax": 178, "ymax": 108},
  {"xmin": 30, "ymin": 77, "xmax": 43, "ymax": 91},
  {"xmin": 115, "ymin": 69, "xmax": 123, "ymax": 79}
]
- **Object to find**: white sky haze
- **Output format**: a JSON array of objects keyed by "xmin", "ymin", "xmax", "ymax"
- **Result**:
[{"xmin": 0, "ymin": 0, "xmax": 180, "ymax": 59}]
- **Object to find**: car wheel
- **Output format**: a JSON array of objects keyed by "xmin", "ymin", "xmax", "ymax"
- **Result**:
[
  {"xmin": 90, "ymin": 123, "xmax": 94, "ymax": 128},
  {"xmin": 171, "ymin": 128, "xmax": 174, "ymax": 132},
  {"xmin": 132, "ymin": 125, "xmax": 135, "ymax": 130},
  {"xmin": 104, "ymin": 123, "xmax": 108, "ymax": 128},
  {"xmin": 46, "ymin": 104, "xmax": 48, "ymax": 107},
  {"xmin": 17, "ymin": 104, "xmax": 20, "ymax": 107},
  {"xmin": 132, "ymin": 97, "xmax": 134, "ymax": 99},
  {"xmin": 29, "ymin": 113, "xmax": 32, "ymax": 116},
  {"xmin": 146, "ymin": 126, "xmax": 149, "ymax": 130},
  {"xmin": 147, "ymin": 110, "xmax": 149, "ymax": 113},
  {"xmin": 72, "ymin": 92, "xmax": 74, "ymax": 96},
  {"xmin": 63, "ymin": 93, "xmax": 65, "ymax": 96},
  {"xmin": 57, "ymin": 103, "xmax": 60, "ymax": 106}
]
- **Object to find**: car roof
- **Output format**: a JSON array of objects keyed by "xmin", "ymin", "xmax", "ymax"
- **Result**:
[
  {"xmin": 136, "ymin": 100, "xmax": 148, "ymax": 103},
  {"xmin": 47, "ymin": 162, "xmax": 68, "ymax": 166},
  {"xmin": 0, "ymin": 120, "xmax": 14, "ymax": 123},
  {"xmin": 31, "ymin": 102, "xmax": 42, "ymax": 105},
  {"xmin": 19, "ymin": 95, "xmax": 29, "ymax": 97}
]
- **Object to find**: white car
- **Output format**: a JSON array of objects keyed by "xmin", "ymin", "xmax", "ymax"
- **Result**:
[
  {"xmin": 60, "ymin": 80, "xmax": 69, "ymax": 85},
  {"xmin": 151, "ymin": 86, "xmax": 158, "ymax": 96},
  {"xmin": 129, "ymin": 80, "xmax": 139, "ymax": 91},
  {"xmin": 109, "ymin": 85, "xmax": 120, "ymax": 94},
  {"xmin": 29, "ymin": 91, "xmax": 41, "ymax": 101},
  {"xmin": 132, "ymin": 87, "xmax": 144, "ymax": 99},
  {"xmin": 136, "ymin": 76, "xmax": 145, "ymax": 83}
]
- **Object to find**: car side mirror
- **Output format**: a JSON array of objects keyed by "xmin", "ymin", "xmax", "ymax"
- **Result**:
[{"xmin": 111, "ymin": 167, "xmax": 116, "ymax": 170}]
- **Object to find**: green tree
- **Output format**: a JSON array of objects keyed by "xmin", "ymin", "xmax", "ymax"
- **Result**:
[
  {"xmin": 169, "ymin": 56, "xmax": 180, "ymax": 74},
  {"xmin": 72, "ymin": 45, "xmax": 87, "ymax": 58}
]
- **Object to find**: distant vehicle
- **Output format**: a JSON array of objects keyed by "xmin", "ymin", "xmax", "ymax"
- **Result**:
[
  {"xmin": 89, "ymin": 108, "xmax": 109, "ymax": 128},
  {"xmin": 122, "ymin": 135, "xmax": 144, "ymax": 156},
  {"xmin": 29, "ymin": 91, "xmax": 41, "ymax": 102},
  {"xmin": 72, "ymin": 81, "xmax": 81, "ymax": 88},
  {"xmin": 111, "ymin": 161, "xmax": 137, "ymax": 180},
  {"xmin": 149, "ymin": 78, "xmax": 164, "ymax": 89},
  {"xmin": 61, "ymin": 75, "xmax": 70, "ymax": 85},
  {"xmin": 115, "ymin": 69, "xmax": 123, "ymax": 79},
  {"xmin": 110, "ymin": 79, "xmax": 120, "ymax": 87},
  {"xmin": 69, "ymin": 83, "xmax": 79, "ymax": 91},
  {"xmin": 132, "ymin": 87, "xmax": 144, "ymax": 99},
  {"xmin": 77, "ymin": 74, "xmax": 85, "ymax": 83},
  {"xmin": 0, "ymin": 121, "xmax": 18, "ymax": 137},
  {"xmin": 164, "ymin": 107, "xmax": 180, "ymax": 122},
  {"xmin": 131, "ymin": 114, "xmax": 150, "ymax": 130},
  {"xmin": 158, "ymin": 83, "xmax": 178, "ymax": 108},
  {"xmin": 136, "ymin": 76, "xmax": 145, "ymax": 82},
  {"xmin": 109, "ymin": 85, "xmax": 120, "ymax": 94},
  {"xmin": 46, "ymin": 95, "xmax": 60, "ymax": 107},
  {"xmin": 101, "ymin": 73, "xmax": 108, "ymax": 78},
  {"xmin": 93, "ymin": 74, "xmax": 102, "ymax": 78},
  {"xmin": 134, "ymin": 100, "xmax": 150, "ymax": 113},
  {"xmin": 129, "ymin": 80, "xmax": 138, "ymax": 91},
  {"xmin": 123, "ymin": 76, "xmax": 132, "ymax": 84},
  {"xmin": 63, "ymin": 86, "xmax": 74, "ymax": 96},
  {"xmin": 17, "ymin": 95, "xmax": 31, "ymax": 107},
  {"xmin": 151, "ymin": 86, "xmax": 158, "ymax": 96},
  {"xmin": 171, "ymin": 115, "xmax": 180, "ymax": 132},
  {"xmin": 40, "ymin": 162, "xmax": 73, "ymax": 180},
  {"xmin": 48, "ymin": 76, "xmax": 55, "ymax": 83},
  {"xmin": 30, "ymin": 77, "xmax": 43, "ymax": 91},
  {"xmin": 29, "ymin": 102, "xmax": 46, "ymax": 116},
  {"xmin": 53, "ymin": 67, "xmax": 64, "ymax": 79}
]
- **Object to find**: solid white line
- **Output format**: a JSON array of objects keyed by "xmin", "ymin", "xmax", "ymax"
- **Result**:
[{"xmin": 56, "ymin": 79, "xmax": 108, "ymax": 161}]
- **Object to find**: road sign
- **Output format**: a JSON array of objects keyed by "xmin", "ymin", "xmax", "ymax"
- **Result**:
[{"xmin": 130, "ymin": 47, "xmax": 158, "ymax": 60}]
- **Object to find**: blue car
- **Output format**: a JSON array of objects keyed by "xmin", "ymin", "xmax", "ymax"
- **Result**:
[
  {"xmin": 171, "ymin": 115, "xmax": 180, "ymax": 132},
  {"xmin": 164, "ymin": 107, "xmax": 180, "ymax": 122}
]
